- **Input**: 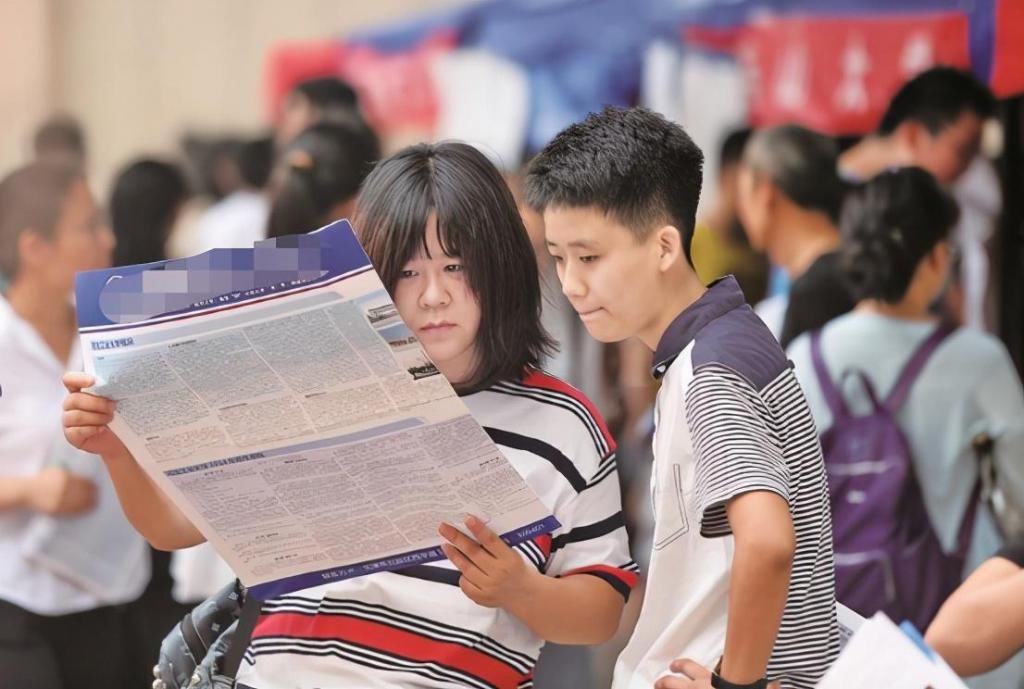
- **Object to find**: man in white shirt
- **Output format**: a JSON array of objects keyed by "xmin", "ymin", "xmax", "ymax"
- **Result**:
[{"xmin": 0, "ymin": 161, "xmax": 149, "ymax": 688}]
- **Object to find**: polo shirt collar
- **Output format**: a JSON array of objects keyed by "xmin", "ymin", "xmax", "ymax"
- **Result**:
[{"xmin": 651, "ymin": 276, "xmax": 745, "ymax": 379}]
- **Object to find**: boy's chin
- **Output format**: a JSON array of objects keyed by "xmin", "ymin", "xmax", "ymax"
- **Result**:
[{"xmin": 580, "ymin": 319, "xmax": 630, "ymax": 344}]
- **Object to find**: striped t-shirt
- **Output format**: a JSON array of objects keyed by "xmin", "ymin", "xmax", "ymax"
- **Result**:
[
  {"xmin": 236, "ymin": 369, "xmax": 637, "ymax": 689},
  {"xmin": 613, "ymin": 276, "xmax": 838, "ymax": 689}
]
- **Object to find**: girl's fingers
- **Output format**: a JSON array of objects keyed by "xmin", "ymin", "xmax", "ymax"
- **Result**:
[
  {"xmin": 62, "ymin": 391, "xmax": 115, "ymax": 414},
  {"xmin": 65, "ymin": 426, "xmax": 102, "ymax": 445},
  {"xmin": 63, "ymin": 409, "xmax": 114, "ymax": 428},
  {"xmin": 62, "ymin": 372, "xmax": 95, "ymax": 393}
]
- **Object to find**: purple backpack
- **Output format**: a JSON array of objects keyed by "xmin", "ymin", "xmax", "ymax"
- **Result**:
[{"xmin": 810, "ymin": 325, "xmax": 977, "ymax": 630}]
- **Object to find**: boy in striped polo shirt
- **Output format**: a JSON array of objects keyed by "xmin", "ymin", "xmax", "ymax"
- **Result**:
[{"xmin": 527, "ymin": 107, "xmax": 839, "ymax": 689}]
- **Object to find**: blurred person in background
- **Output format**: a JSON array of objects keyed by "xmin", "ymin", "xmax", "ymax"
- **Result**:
[
  {"xmin": 840, "ymin": 66, "xmax": 999, "ymax": 329},
  {"xmin": 110, "ymin": 159, "xmax": 189, "ymax": 266},
  {"xmin": 107, "ymin": 157, "xmax": 197, "ymax": 688},
  {"xmin": 840, "ymin": 66, "xmax": 995, "ymax": 188},
  {"xmin": 193, "ymin": 135, "xmax": 275, "ymax": 252},
  {"xmin": 265, "ymin": 121, "xmax": 380, "ymax": 239},
  {"xmin": 276, "ymin": 76, "xmax": 369, "ymax": 149},
  {"xmin": 33, "ymin": 114, "xmax": 88, "ymax": 172},
  {"xmin": 0, "ymin": 160, "xmax": 149, "ymax": 689},
  {"xmin": 787, "ymin": 167, "xmax": 1024, "ymax": 633},
  {"xmin": 737, "ymin": 124, "xmax": 852, "ymax": 346},
  {"xmin": 691, "ymin": 127, "xmax": 769, "ymax": 304}
]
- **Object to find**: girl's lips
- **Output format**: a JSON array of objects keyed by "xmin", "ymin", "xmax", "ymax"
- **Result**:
[{"xmin": 420, "ymin": 322, "xmax": 456, "ymax": 332}]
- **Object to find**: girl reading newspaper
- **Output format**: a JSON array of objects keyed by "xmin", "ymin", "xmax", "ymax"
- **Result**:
[{"xmin": 63, "ymin": 141, "xmax": 636, "ymax": 689}]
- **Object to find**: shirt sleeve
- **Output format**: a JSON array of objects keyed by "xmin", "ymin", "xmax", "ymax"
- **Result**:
[
  {"xmin": 685, "ymin": 364, "xmax": 791, "ymax": 538},
  {"xmin": 543, "ymin": 438, "xmax": 639, "ymax": 601}
]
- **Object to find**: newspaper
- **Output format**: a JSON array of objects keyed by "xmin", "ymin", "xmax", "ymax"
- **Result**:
[
  {"xmin": 74, "ymin": 220, "xmax": 558, "ymax": 600},
  {"xmin": 818, "ymin": 611, "xmax": 967, "ymax": 689}
]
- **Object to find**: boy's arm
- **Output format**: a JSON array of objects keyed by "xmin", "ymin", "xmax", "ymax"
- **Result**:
[
  {"xmin": 440, "ymin": 516, "xmax": 626, "ymax": 644},
  {"xmin": 660, "ymin": 365, "xmax": 797, "ymax": 688},
  {"xmin": 719, "ymin": 491, "xmax": 795, "ymax": 684}
]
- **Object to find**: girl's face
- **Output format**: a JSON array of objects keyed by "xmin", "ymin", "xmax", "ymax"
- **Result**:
[{"xmin": 391, "ymin": 215, "xmax": 482, "ymax": 387}]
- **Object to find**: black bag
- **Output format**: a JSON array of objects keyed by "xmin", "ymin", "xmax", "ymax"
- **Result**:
[
  {"xmin": 152, "ymin": 580, "xmax": 260, "ymax": 689},
  {"xmin": 974, "ymin": 432, "xmax": 1024, "ymax": 540}
]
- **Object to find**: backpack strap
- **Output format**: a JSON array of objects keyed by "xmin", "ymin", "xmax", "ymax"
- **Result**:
[
  {"xmin": 954, "ymin": 479, "xmax": 983, "ymax": 559},
  {"xmin": 884, "ymin": 324, "xmax": 955, "ymax": 412},
  {"xmin": 809, "ymin": 328, "xmax": 850, "ymax": 419}
]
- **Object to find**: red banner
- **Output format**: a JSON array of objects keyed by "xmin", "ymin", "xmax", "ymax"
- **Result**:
[
  {"xmin": 264, "ymin": 40, "xmax": 343, "ymax": 123},
  {"xmin": 991, "ymin": 0, "xmax": 1024, "ymax": 98},
  {"xmin": 739, "ymin": 13, "xmax": 970, "ymax": 135},
  {"xmin": 336, "ymin": 31, "xmax": 456, "ymax": 137}
]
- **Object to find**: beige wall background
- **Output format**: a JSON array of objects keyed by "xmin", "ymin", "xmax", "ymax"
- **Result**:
[{"xmin": 0, "ymin": 0, "xmax": 466, "ymax": 191}]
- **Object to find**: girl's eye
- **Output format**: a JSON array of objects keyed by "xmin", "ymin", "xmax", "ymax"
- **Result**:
[
  {"xmin": 580, "ymin": 255, "xmax": 599, "ymax": 263},
  {"xmin": 444, "ymin": 264, "xmax": 465, "ymax": 273},
  {"xmin": 398, "ymin": 269, "xmax": 417, "ymax": 279},
  {"xmin": 550, "ymin": 255, "xmax": 565, "ymax": 264}
]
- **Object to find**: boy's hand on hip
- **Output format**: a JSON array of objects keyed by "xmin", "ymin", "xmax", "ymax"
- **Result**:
[
  {"xmin": 439, "ymin": 515, "xmax": 539, "ymax": 609},
  {"xmin": 655, "ymin": 659, "xmax": 713, "ymax": 689},
  {"xmin": 655, "ymin": 659, "xmax": 780, "ymax": 689}
]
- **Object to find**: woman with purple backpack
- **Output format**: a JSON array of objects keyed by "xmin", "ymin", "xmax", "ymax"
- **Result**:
[{"xmin": 786, "ymin": 167, "xmax": 1024, "ymax": 641}]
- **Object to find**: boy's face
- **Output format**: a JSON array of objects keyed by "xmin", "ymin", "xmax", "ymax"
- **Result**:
[{"xmin": 544, "ymin": 205, "xmax": 664, "ymax": 343}]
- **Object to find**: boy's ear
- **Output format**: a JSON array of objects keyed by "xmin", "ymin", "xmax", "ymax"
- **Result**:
[
  {"xmin": 653, "ymin": 225, "xmax": 684, "ymax": 271},
  {"xmin": 929, "ymin": 239, "xmax": 951, "ymax": 272},
  {"xmin": 762, "ymin": 178, "xmax": 780, "ymax": 213},
  {"xmin": 896, "ymin": 121, "xmax": 928, "ymax": 155},
  {"xmin": 16, "ymin": 228, "xmax": 50, "ymax": 273}
]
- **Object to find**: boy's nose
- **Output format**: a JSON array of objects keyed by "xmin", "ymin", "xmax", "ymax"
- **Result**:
[{"xmin": 560, "ymin": 263, "xmax": 587, "ymax": 299}]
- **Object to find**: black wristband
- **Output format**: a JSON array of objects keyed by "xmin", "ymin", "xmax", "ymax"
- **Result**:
[{"xmin": 710, "ymin": 672, "xmax": 768, "ymax": 689}]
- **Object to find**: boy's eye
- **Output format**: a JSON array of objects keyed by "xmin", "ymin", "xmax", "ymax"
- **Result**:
[
  {"xmin": 398, "ymin": 269, "xmax": 417, "ymax": 279},
  {"xmin": 444, "ymin": 264, "xmax": 465, "ymax": 273}
]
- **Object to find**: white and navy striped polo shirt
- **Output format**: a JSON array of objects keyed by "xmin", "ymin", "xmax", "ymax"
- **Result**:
[
  {"xmin": 236, "ymin": 369, "xmax": 637, "ymax": 689},
  {"xmin": 613, "ymin": 277, "xmax": 838, "ymax": 689}
]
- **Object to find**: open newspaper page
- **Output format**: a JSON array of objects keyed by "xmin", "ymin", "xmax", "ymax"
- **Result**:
[{"xmin": 74, "ymin": 220, "xmax": 558, "ymax": 600}]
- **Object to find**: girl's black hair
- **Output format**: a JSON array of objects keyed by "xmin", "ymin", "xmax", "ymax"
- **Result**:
[
  {"xmin": 266, "ymin": 122, "xmax": 380, "ymax": 239},
  {"xmin": 110, "ymin": 159, "xmax": 188, "ymax": 267},
  {"xmin": 839, "ymin": 166, "xmax": 960, "ymax": 303},
  {"xmin": 354, "ymin": 141, "xmax": 555, "ymax": 392}
]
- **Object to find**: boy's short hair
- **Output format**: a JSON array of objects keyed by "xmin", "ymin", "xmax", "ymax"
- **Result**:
[
  {"xmin": 525, "ymin": 106, "xmax": 704, "ymax": 265},
  {"xmin": 878, "ymin": 66, "xmax": 996, "ymax": 136}
]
